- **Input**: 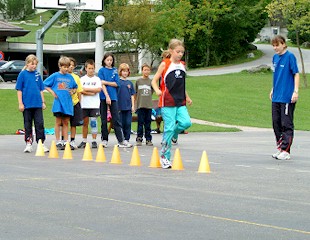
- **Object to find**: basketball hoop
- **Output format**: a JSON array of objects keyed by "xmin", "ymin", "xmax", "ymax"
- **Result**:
[{"xmin": 66, "ymin": 2, "xmax": 86, "ymax": 25}]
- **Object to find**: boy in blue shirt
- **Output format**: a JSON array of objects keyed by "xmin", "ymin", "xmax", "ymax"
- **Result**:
[
  {"xmin": 270, "ymin": 35, "xmax": 299, "ymax": 160},
  {"xmin": 44, "ymin": 56, "xmax": 78, "ymax": 150}
]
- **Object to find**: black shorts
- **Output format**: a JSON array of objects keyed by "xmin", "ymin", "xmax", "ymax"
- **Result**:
[
  {"xmin": 53, "ymin": 112, "xmax": 71, "ymax": 118},
  {"xmin": 82, "ymin": 108, "xmax": 100, "ymax": 118},
  {"xmin": 70, "ymin": 102, "xmax": 84, "ymax": 126}
]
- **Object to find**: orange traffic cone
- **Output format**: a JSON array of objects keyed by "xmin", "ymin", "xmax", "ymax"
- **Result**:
[
  {"xmin": 82, "ymin": 142, "xmax": 93, "ymax": 161},
  {"xmin": 198, "ymin": 151, "xmax": 211, "ymax": 173},
  {"xmin": 129, "ymin": 146, "xmax": 141, "ymax": 166},
  {"xmin": 95, "ymin": 144, "xmax": 106, "ymax": 163},
  {"xmin": 149, "ymin": 147, "xmax": 161, "ymax": 168},
  {"xmin": 62, "ymin": 142, "xmax": 73, "ymax": 160},
  {"xmin": 110, "ymin": 145, "xmax": 122, "ymax": 164},
  {"xmin": 35, "ymin": 139, "xmax": 45, "ymax": 157},
  {"xmin": 48, "ymin": 140, "xmax": 59, "ymax": 159},
  {"xmin": 171, "ymin": 148, "xmax": 184, "ymax": 170}
]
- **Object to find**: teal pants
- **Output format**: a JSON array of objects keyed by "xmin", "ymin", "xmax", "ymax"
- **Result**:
[{"xmin": 161, "ymin": 106, "xmax": 192, "ymax": 160}]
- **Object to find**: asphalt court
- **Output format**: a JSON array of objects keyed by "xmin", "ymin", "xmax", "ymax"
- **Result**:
[{"xmin": 0, "ymin": 131, "xmax": 309, "ymax": 240}]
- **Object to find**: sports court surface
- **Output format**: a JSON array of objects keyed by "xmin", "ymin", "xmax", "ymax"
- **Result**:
[{"xmin": 0, "ymin": 131, "xmax": 309, "ymax": 239}]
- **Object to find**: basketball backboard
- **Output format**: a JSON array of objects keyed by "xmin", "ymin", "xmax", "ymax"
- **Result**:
[{"xmin": 32, "ymin": 0, "xmax": 103, "ymax": 12}]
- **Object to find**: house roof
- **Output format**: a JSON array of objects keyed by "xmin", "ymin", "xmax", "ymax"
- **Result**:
[{"xmin": 0, "ymin": 21, "xmax": 30, "ymax": 41}]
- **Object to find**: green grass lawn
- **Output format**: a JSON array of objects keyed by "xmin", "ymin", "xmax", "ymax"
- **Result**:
[{"xmin": 1, "ymin": 71, "xmax": 309, "ymax": 135}]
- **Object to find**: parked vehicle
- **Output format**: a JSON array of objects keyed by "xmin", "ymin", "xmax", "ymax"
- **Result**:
[
  {"xmin": 73, "ymin": 64, "xmax": 86, "ymax": 77},
  {"xmin": 0, "ymin": 60, "xmax": 7, "ymax": 67},
  {"xmin": 0, "ymin": 60, "xmax": 49, "ymax": 82}
]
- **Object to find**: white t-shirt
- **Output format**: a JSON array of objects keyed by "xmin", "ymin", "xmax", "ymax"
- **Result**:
[{"xmin": 80, "ymin": 75, "xmax": 101, "ymax": 109}]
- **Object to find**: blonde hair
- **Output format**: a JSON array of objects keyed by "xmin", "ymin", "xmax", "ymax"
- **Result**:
[
  {"xmin": 23, "ymin": 54, "xmax": 38, "ymax": 70},
  {"xmin": 168, "ymin": 39, "xmax": 185, "ymax": 50},
  {"xmin": 118, "ymin": 63, "xmax": 130, "ymax": 76},
  {"xmin": 58, "ymin": 56, "xmax": 71, "ymax": 67},
  {"xmin": 161, "ymin": 50, "xmax": 171, "ymax": 59}
]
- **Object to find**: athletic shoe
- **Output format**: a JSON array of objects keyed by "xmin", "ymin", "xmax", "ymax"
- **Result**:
[
  {"xmin": 160, "ymin": 155, "xmax": 172, "ymax": 169},
  {"xmin": 24, "ymin": 143, "xmax": 32, "ymax": 153},
  {"xmin": 151, "ymin": 129, "xmax": 161, "ymax": 134},
  {"xmin": 136, "ymin": 137, "xmax": 143, "ymax": 146},
  {"xmin": 42, "ymin": 144, "xmax": 49, "ymax": 153},
  {"xmin": 78, "ymin": 141, "xmax": 87, "ymax": 149},
  {"xmin": 70, "ymin": 140, "xmax": 78, "ymax": 149},
  {"xmin": 56, "ymin": 142, "xmax": 65, "ymax": 150},
  {"xmin": 272, "ymin": 149, "xmax": 281, "ymax": 159},
  {"xmin": 276, "ymin": 151, "xmax": 291, "ymax": 160},
  {"xmin": 172, "ymin": 138, "xmax": 178, "ymax": 145},
  {"xmin": 146, "ymin": 140, "xmax": 153, "ymax": 146},
  {"xmin": 118, "ymin": 140, "xmax": 133, "ymax": 148},
  {"xmin": 92, "ymin": 141, "xmax": 98, "ymax": 149},
  {"xmin": 101, "ymin": 140, "xmax": 108, "ymax": 148}
]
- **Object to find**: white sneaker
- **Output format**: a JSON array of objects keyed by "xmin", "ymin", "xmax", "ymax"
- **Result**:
[
  {"xmin": 24, "ymin": 143, "xmax": 32, "ymax": 153},
  {"xmin": 118, "ymin": 140, "xmax": 133, "ymax": 148},
  {"xmin": 272, "ymin": 149, "xmax": 281, "ymax": 158},
  {"xmin": 42, "ymin": 144, "xmax": 49, "ymax": 153},
  {"xmin": 70, "ymin": 140, "xmax": 78, "ymax": 149},
  {"xmin": 101, "ymin": 140, "xmax": 108, "ymax": 148},
  {"xmin": 160, "ymin": 155, "xmax": 172, "ymax": 169},
  {"xmin": 276, "ymin": 151, "xmax": 291, "ymax": 160}
]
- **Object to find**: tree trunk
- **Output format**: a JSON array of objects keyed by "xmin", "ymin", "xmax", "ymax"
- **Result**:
[{"xmin": 296, "ymin": 31, "xmax": 308, "ymax": 88}]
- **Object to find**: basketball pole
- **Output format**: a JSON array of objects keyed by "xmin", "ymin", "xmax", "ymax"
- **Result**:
[{"xmin": 36, "ymin": 10, "xmax": 65, "ymax": 78}]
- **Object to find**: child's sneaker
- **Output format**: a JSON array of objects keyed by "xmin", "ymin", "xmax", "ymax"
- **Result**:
[
  {"xmin": 92, "ymin": 141, "xmax": 98, "ymax": 149},
  {"xmin": 78, "ymin": 141, "xmax": 87, "ymax": 149},
  {"xmin": 276, "ymin": 151, "xmax": 291, "ymax": 160},
  {"xmin": 24, "ymin": 143, "xmax": 32, "ymax": 153},
  {"xmin": 101, "ymin": 140, "xmax": 108, "ymax": 148},
  {"xmin": 160, "ymin": 155, "xmax": 171, "ymax": 169},
  {"xmin": 42, "ymin": 144, "xmax": 49, "ymax": 153},
  {"xmin": 136, "ymin": 137, "xmax": 143, "ymax": 146},
  {"xmin": 118, "ymin": 140, "xmax": 133, "ymax": 148},
  {"xmin": 56, "ymin": 142, "xmax": 65, "ymax": 150},
  {"xmin": 146, "ymin": 140, "xmax": 153, "ymax": 146},
  {"xmin": 70, "ymin": 140, "xmax": 78, "ymax": 149},
  {"xmin": 171, "ymin": 137, "xmax": 178, "ymax": 145},
  {"xmin": 272, "ymin": 148, "xmax": 281, "ymax": 159}
]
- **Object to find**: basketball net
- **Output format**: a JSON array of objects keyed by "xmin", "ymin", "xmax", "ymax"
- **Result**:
[{"xmin": 66, "ymin": 2, "xmax": 86, "ymax": 25}]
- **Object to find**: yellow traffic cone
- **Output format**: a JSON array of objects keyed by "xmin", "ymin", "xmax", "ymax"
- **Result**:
[
  {"xmin": 198, "ymin": 151, "xmax": 211, "ymax": 173},
  {"xmin": 149, "ymin": 147, "xmax": 161, "ymax": 168},
  {"xmin": 171, "ymin": 148, "xmax": 184, "ymax": 170},
  {"xmin": 48, "ymin": 140, "xmax": 59, "ymax": 159},
  {"xmin": 82, "ymin": 142, "xmax": 93, "ymax": 161},
  {"xmin": 129, "ymin": 146, "xmax": 141, "ymax": 166},
  {"xmin": 35, "ymin": 139, "xmax": 45, "ymax": 157},
  {"xmin": 62, "ymin": 142, "xmax": 73, "ymax": 160},
  {"xmin": 110, "ymin": 145, "xmax": 122, "ymax": 164},
  {"xmin": 95, "ymin": 144, "xmax": 106, "ymax": 163}
]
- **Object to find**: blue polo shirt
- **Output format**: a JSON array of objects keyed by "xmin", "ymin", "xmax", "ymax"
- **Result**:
[
  {"xmin": 98, "ymin": 67, "xmax": 120, "ymax": 101},
  {"xmin": 118, "ymin": 79, "xmax": 135, "ymax": 111},
  {"xmin": 15, "ymin": 70, "xmax": 45, "ymax": 109},
  {"xmin": 272, "ymin": 50, "xmax": 299, "ymax": 103}
]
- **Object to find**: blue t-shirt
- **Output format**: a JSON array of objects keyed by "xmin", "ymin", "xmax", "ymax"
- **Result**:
[
  {"xmin": 272, "ymin": 50, "xmax": 299, "ymax": 103},
  {"xmin": 118, "ymin": 79, "xmax": 136, "ymax": 111},
  {"xmin": 15, "ymin": 70, "xmax": 45, "ymax": 109},
  {"xmin": 44, "ymin": 72, "xmax": 77, "ymax": 116},
  {"xmin": 98, "ymin": 67, "xmax": 120, "ymax": 101}
]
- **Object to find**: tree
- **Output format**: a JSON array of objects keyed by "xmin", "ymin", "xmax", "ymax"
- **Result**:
[
  {"xmin": 0, "ymin": 0, "xmax": 34, "ymax": 20},
  {"xmin": 266, "ymin": 0, "xmax": 310, "ymax": 87}
]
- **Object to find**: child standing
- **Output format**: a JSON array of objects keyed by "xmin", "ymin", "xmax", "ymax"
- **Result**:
[
  {"xmin": 151, "ymin": 39, "xmax": 192, "ymax": 169},
  {"xmin": 67, "ymin": 57, "xmax": 83, "ymax": 149},
  {"xmin": 98, "ymin": 52, "xmax": 132, "ymax": 148},
  {"xmin": 15, "ymin": 54, "xmax": 49, "ymax": 153},
  {"xmin": 135, "ymin": 63, "xmax": 154, "ymax": 146},
  {"xmin": 270, "ymin": 35, "xmax": 299, "ymax": 160},
  {"xmin": 117, "ymin": 63, "xmax": 135, "ymax": 146},
  {"xmin": 77, "ymin": 59, "xmax": 102, "ymax": 149},
  {"xmin": 44, "ymin": 56, "xmax": 78, "ymax": 150}
]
